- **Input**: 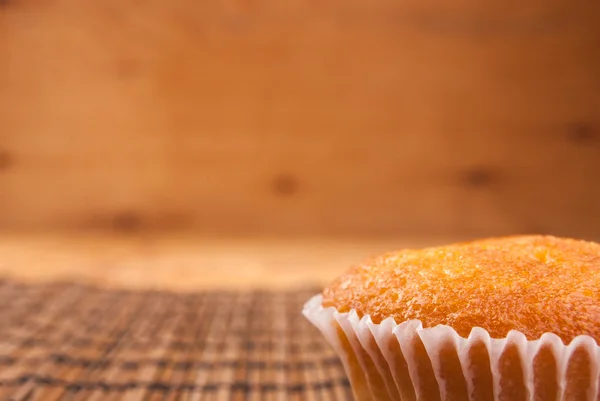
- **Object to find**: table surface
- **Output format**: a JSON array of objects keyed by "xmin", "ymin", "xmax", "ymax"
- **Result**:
[{"xmin": 0, "ymin": 233, "xmax": 456, "ymax": 290}]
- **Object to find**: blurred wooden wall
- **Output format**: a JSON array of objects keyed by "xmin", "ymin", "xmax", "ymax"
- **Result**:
[{"xmin": 1, "ymin": 0, "xmax": 600, "ymax": 238}]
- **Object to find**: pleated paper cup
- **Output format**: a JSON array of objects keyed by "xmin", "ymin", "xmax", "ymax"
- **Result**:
[{"xmin": 303, "ymin": 294, "xmax": 600, "ymax": 401}]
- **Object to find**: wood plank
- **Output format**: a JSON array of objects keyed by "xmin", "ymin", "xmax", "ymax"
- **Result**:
[
  {"xmin": 1, "ymin": 0, "xmax": 600, "ymax": 237},
  {"xmin": 0, "ymin": 233, "xmax": 457, "ymax": 290}
]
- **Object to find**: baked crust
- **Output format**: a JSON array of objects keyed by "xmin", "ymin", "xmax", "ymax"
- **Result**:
[{"xmin": 322, "ymin": 235, "xmax": 600, "ymax": 343}]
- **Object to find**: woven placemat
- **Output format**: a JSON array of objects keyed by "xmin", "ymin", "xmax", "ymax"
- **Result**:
[{"xmin": 0, "ymin": 280, "xmax": 350, "ymax": 400}]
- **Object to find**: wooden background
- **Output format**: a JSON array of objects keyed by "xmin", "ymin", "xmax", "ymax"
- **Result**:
[{"xmin": 1, "ymin": 0, "xmax": 600, "ymax": 239}]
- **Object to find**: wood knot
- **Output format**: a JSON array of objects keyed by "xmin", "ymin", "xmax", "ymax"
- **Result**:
[
  {"xmin": 113, "ymin": 211, "xmax": 141, "ymax": 232},
  {"xmin": 462, "ymin": 167, "xmax": 495, "ymax": 188},
  {"xmin": 567, "ymin": 122, "xmax": 596, "ymax": 144},
  {"xmin": 272, "ymin": 174, "xmax": 298, "ymax": 196},
  {"xmin": 0, "ymin": 150, "xmax": 13, "ymax": 171}
]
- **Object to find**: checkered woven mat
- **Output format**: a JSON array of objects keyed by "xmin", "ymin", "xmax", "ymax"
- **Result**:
[{"xmin": 0, "ymin": 280, "xmax": 350, "ymax": 400}]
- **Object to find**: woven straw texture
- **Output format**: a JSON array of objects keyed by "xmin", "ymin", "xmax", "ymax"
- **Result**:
[{"xmin": 0, "ymin": 280, "xmax": 349, "ymax": 400}]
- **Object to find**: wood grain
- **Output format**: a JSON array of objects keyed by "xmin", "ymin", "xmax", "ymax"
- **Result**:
[
  {"xmin": 0, "ymin": 233, "xmax": 455, "ymax": 290},
  {"xmin": 1, "ymin": 0, "xmax": 600, "ymax": 237}
]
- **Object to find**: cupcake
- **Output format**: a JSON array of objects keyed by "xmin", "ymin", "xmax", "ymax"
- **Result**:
[{"xmin": 303, "ymin": 235, "xmax": 600, "ymax": 401}]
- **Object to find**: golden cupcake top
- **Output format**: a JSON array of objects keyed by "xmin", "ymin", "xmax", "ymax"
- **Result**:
[{"xmin": 322, "ymin": 235, "xmax": 600, "ymax": 343}]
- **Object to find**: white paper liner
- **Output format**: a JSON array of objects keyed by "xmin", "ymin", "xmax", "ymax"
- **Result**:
[{"xmin": 302, "ymin": 294, "xmax": 600, "ymax": 401}]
